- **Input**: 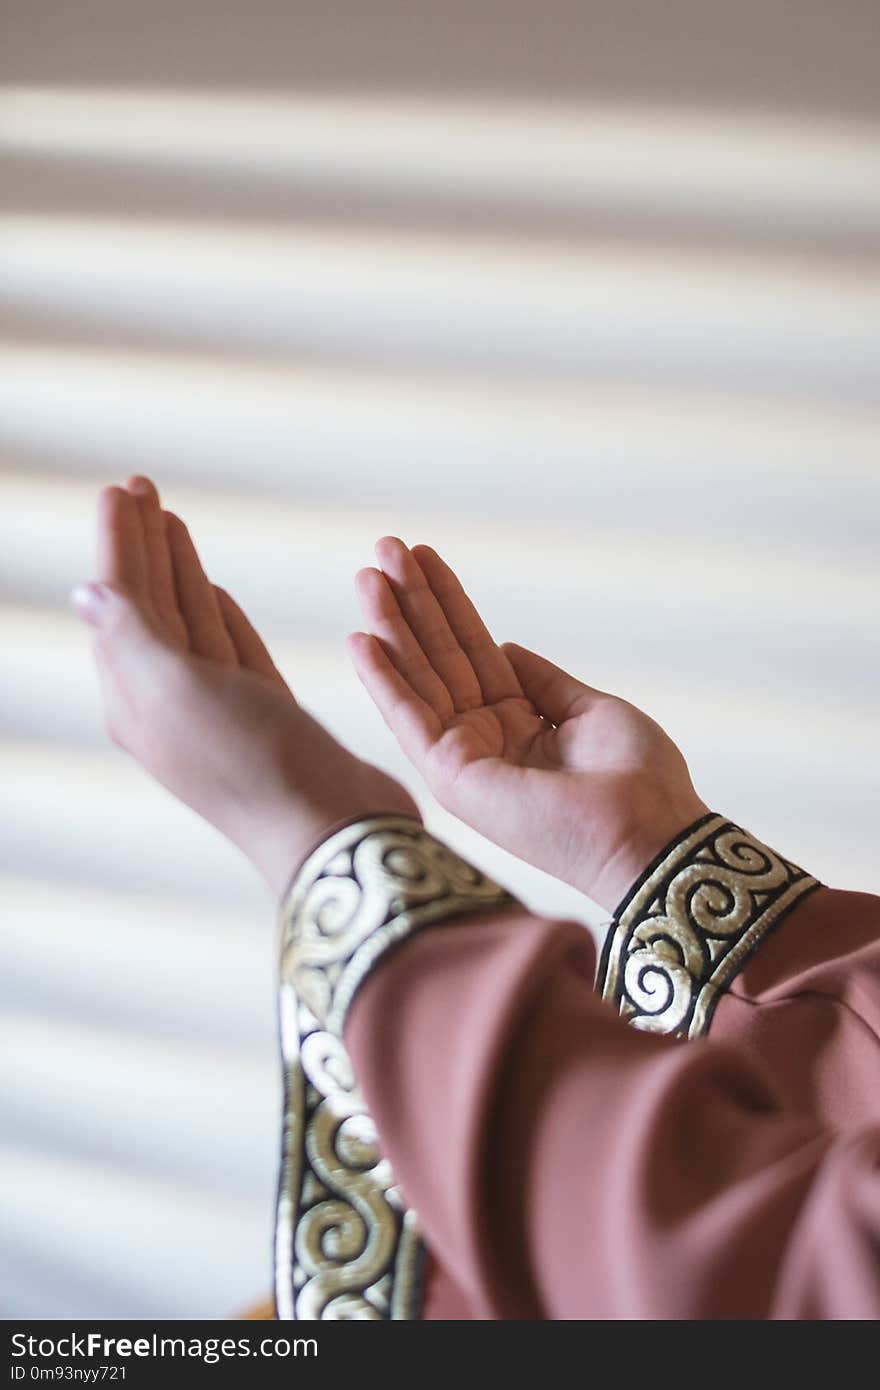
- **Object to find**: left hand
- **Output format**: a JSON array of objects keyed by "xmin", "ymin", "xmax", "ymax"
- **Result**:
[
  {"xmin": 349, "ymin": 538, "xmax": 707, "ymax": 912},
  {"xmin": 72, "ymin": 478, "xmax": 418, "ymax": 897}
]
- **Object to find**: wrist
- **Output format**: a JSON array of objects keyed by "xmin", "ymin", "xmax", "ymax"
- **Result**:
[
  {"xmin": 246, "ymin": 764, "xmax": 421, "ymax": 900},
  {"xmin": 585, "ymin": 792, "xmax": 712, "ymax": 914}
]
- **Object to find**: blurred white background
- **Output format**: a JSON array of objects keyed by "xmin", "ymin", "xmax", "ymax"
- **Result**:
[{"xmin": 1, "ymin": 0, "xmax": 878, "ymax": 1319}]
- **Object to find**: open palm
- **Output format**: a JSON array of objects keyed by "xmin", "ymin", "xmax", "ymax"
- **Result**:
[{"xmin": 350, "ymin": 539, "xmax": 707, "ymax": 912}]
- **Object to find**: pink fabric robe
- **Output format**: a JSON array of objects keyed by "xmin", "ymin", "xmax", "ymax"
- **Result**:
[{"xmin": 343, "ymin": 872, "xmax": 880, "ymax": 1319}]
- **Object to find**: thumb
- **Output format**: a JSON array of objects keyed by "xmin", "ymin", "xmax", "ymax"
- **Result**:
[
  {"xmin": 501, "ymin": 642, "xmax": 602, "ymax": 724},
  {"xmin": 70, "ymin": 581, "xmax": 113, "ymax": 628},
  {"xmin": 70, "ymin": 582, "xmax": 159, "ymax": 652}
]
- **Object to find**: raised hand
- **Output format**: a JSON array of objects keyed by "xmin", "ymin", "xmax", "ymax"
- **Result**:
[
  {"xmin": 71, "ymin": 478, "xmax": 417, "ymax": 896},
  {"xmin": 349, "ymin": 539, "xmax": 708, "ymax": 912}
]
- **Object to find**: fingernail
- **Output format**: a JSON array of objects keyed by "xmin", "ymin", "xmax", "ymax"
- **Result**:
[
  {"xmin": 128, "ymin": 476, "xmax": 153, "ymax": 496},
  {"xmin": 70, "ymin": 583, "xmax": 107, "ymax": 626}
]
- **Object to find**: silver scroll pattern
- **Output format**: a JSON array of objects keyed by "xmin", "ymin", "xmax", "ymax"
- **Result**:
[
  {"xmin": 597, "ymin": 813, "xmax": 819, "ymax": 1040},
  {"xmin": 274, "ymin": 815, "xmax": 513, "ymax": 1320}
]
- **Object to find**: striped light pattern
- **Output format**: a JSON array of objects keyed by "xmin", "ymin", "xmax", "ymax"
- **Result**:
[{"xmin": 1, "ymin": 84, "xmax": 878, "ymax": 1318}]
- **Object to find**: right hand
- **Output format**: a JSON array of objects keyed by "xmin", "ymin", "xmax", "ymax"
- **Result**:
[
  {"xmin": 71, "ymin": 479, "xmax": 418, "ymax": 897},
  {"xmin": 349, "ymin": 539, "xmax": 708, "ymax": 913}
]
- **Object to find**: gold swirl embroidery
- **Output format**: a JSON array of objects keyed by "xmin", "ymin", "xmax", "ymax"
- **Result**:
[
  {"xmin": 274, "ymin": 816, "xmax": 513, "ymax": 1320},
  {"xmin": 598, "ymin": 814, "xmax": 819, "ymax": 1039}
]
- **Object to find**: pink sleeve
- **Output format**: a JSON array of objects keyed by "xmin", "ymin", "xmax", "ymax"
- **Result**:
[
  {"xmin": 594, "ymin": 812, "xmax": 880, "ymax": 1133},
  {"xmin": 711, "ymin": 885, "xmax": 880, "ymax": 1129},
  {"xmin": 345, "ymin": 903, "xmax": 880, "ymax": 1319}
]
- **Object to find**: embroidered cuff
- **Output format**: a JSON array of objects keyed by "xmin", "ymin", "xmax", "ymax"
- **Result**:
[
  {"xmin": 596, "ymin": 812, "xmax": 820, "ymax": 1040},
  {"xmin": 274, "ymin": 815, "xmax": 513, "ymax": 1321}
]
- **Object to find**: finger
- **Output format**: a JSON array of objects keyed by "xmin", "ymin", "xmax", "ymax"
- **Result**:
[
  {"xmin": 355, "ymin": 566, "xmax": 455, "ymax": 721},
  {"xmin": 214, "ymin": 586, "xmax": 289, "ymax": 687},
  {"xmin": 165, "ymin": 511, "xmax": 238, "ymax": 664},
  {"xmin": 347, "ymin": 631, "xmax": 442, "ymax": 767},
  {"xmin": 126, "ymin": 476, "xmax": 188, "ymax": 645},
  {"xmin": 410, "ymin": 544, "xmax": 523, "ymax": 705},
  {"xmin": 374, "ymin": 537, "xmax": 483, "ymax": 712},
  {"xmin": 501, "ymin": 642, "xmax": 602, "ymax": 724},
  {"xmin": 95, "ymin": 485, "xmax": 150, "ymax": 600}
]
